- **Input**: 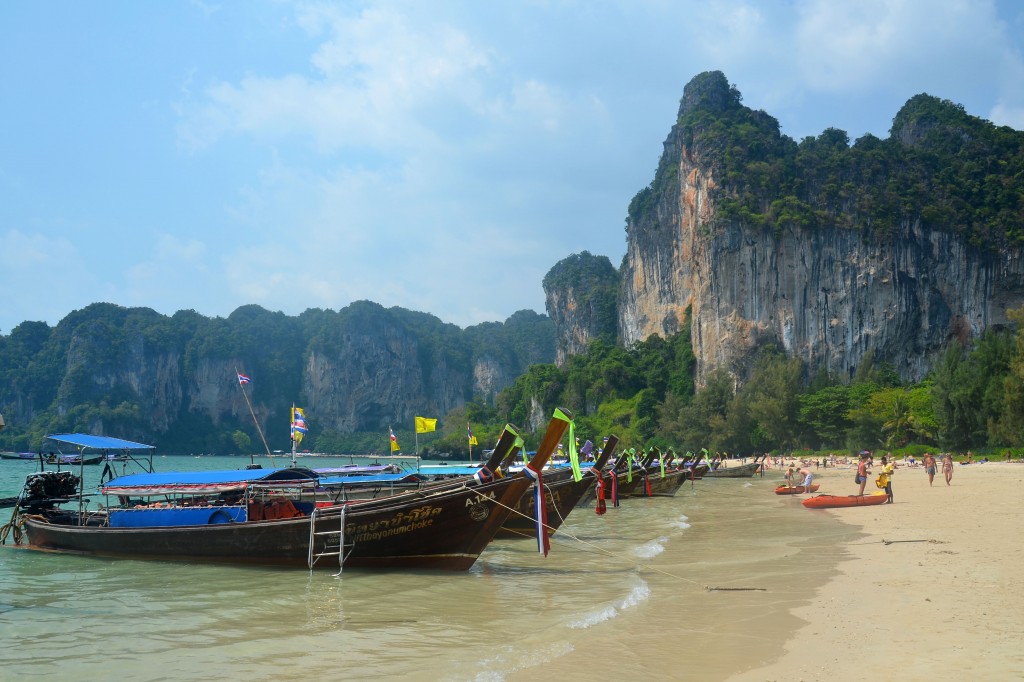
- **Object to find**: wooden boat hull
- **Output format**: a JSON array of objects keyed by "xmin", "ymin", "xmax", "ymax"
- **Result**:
[
  {"xmin": 683, "ymin": 463, "xmax": 710, "ymax": 481},
  {"xmin": 704, "ymin": 461, "xmax": 762, "ymax": 478},
  {"xmin": 0, "ymin": 452, "xmax": 37, "ymax": 461},
  {"xmin": 802, "ymin": 493, "xmax": 888, "ymax": 509},
  {"xmin": 636, "ymin": 468, "xmax": 690, "ymax": 497},
  {"xmin": 45, "ymin": 454, "xmax": 103, "ymax": 466},
  {"xmin": 577, "ymin": 468, "xmax": 640, "ymax": 506},
  {"xmin": 496, "ymin": 471, "xmax": 596, "ymax": 538},
  {"xmin": 23, "ymin": 475, "xmax": 531, "ymax": 570},
  {"xmin": 774, "ymin": 484, "xmax": 820, "ymax": 495}
]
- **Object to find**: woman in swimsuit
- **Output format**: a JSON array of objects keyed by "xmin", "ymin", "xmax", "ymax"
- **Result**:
[{"xmin": 942, "ymin": 453, "xmax": 953, "ymax": 486}]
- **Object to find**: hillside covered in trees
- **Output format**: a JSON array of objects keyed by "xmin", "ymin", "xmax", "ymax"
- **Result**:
[{"xmin": 0, "ymin": 302, "xmax": 554, "ymax": 455}]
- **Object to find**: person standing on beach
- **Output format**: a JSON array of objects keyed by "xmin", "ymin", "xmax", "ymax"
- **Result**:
[
  {"xmin": 880, "ymin": 456, "xmax": 895, "ymax": 503},
  {"xmin": 924, "ymin": 452, "xmax": 937, "ymax": 486},
  {"xmin": 942, "ymin": 453, "xmax": 954, "ymax": 485},
  {"xmin": 856, "ymin": 453, "xmax": 871, "ymax": 496},
  {"xmin": 799, "ymin": 467, "xmax": 814, "ymax": 492}
]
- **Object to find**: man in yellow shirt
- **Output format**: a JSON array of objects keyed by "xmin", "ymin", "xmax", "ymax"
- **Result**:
[{"xmin": 879, "ymin": 455, "xmax": 895, "ymax": 503}]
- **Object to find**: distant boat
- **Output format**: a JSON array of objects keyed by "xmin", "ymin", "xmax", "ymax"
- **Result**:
[
  {"xmin": 45, "ymin": 453, "xmax": 104, "ymax": 466},
  {"xmin": 704, "ymin": 456, "xmax": 765, "ymax": 478},
  {"xmin": 1, "ymin": 452, "xmax": 38, "ymax": 461}
]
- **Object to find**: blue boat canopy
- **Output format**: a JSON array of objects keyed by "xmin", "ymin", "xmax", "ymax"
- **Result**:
[
  {"xmin": 101, "ymin": 467, "xmax": 319, "ymax": 496},
  {"xmin": 46, "ymin": 433, "xmax": 155, "ymax": 450}
]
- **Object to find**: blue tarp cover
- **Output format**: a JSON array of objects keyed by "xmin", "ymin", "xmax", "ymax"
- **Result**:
[
  {"xmin": 102, "ymin": 467, "xmax": 319, "ymax": 496},
  {"xmin": 109, "ymin": 505, "xmax": 247, "ymax": 527},
  {"xmin": 419, "ymin": 464, "xmax": 486, "ymax": 477},
  {"xmin": 46, "ymin": 433, "xmax": 155, "ymax": 450}
]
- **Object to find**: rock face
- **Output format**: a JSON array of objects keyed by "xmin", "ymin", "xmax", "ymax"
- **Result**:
[
  {"xmin": 0, "ymin": 301, "xmax": 555, "ymax": 448},
  {"xmin": 543, "ymin": 251, "xmax": 620, "ymax": 365},
  {"xmin": 615, "ymin": 71, "xmax": 1024, "ymax": 387}
]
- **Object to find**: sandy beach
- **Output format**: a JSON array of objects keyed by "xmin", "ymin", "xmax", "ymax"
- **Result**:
[{"xmin": 732, "ymin": 459, "xmax": 1024, "ymax": 681}]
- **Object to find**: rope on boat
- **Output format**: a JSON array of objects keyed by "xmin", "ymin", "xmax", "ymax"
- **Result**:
[{"xmin": 482, "ymin": 489, "xmax": 699, "ymax": 585}]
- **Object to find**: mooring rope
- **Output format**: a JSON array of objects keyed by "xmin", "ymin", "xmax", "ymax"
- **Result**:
[{"xmin": 482, "ymin": 487, "xmax": 700, "ymax": 585}]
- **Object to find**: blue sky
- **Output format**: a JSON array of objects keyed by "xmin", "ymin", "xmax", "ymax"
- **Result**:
[{"xmin": 2, "ymin": 1, "xmax": 1023, "ymax": 334}]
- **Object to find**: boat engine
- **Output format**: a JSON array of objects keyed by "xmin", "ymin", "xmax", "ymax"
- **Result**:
[{"xmin": 19, "ymin": 471, "xmax": 81, "ymax": 512}]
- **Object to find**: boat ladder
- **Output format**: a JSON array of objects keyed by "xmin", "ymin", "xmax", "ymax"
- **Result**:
[{"xmin": 307, "ymin": 505, "xmax": 349, "ymax": 575}]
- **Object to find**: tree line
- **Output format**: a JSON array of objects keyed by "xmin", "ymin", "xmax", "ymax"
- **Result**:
[{"xmin": 461, "ymin": 308, "xmax": 1024, "ymax": 459}]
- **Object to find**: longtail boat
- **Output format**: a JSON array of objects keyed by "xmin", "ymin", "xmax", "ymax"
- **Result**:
[
  {"xmin": 704, "ymin": 456, "xmax": 765, "ymax": 478},
  {"xmin": 635, "ymin": 448, "xmax": 691, "ymax": 497},
  {"xmin": 497, "ymin": 435, "xmax": 619, "ymax": 538},
  {"xmin": 314, "ymin": 426, "xmax": 523, "ymax": 503},
  {"xmin": 11, "ymin": 411, "xmax": 573, "ymax": 571},
  {"xmin": 0, "ymin": 452, "xmax": 38, "ymax": 461},
  {"xmin": 576, "ymin": 449, "xmax": 630, "ymax": 508},
  {"xmin": 611, "ymin": 449, "xmax": 659, "ymax": 498},
  {"xmin": 45, "ymin": 453, "xmax": 104, "ymax": 466}
]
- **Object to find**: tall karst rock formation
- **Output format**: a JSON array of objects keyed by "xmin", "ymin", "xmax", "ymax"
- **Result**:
[{"xmin": 607, "ymin": 71, "xmax": 1024, "ymax": 386}]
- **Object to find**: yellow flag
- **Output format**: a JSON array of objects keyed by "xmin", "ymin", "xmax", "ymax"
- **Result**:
[{"xmin": 415, "ymin": 416, "xmax": 437, "ymax": 434}]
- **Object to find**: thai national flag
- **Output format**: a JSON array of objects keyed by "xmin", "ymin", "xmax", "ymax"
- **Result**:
[{"xmin": 237, "ymin": 373, "xmax": 251, "ymax": 385}]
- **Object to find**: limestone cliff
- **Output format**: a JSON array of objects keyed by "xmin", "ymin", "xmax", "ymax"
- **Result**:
[
  {"xmin": 0, "ymin": 301, "xmax": 554, "ymax": 450},
  {"xmin": 543, "ymin": 251, "xmax": 620, "ymax": 365},
  {"xmin": 616, "ymin": 71, "xmax": 1024, "ymax": 386}
]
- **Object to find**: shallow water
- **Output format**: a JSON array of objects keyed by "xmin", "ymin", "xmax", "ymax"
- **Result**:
[{"xmin": 0, "ymin": 458, "xmax": 856, "ymax": 681}]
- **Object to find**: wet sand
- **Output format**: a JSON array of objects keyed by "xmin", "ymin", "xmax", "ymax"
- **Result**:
[{"xmin": 732, "ymin": 460, "xmax": 1024, "ymax": 681}]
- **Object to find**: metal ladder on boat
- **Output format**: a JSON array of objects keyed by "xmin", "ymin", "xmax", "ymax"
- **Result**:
[{"xmin": 307, "ymin": 505, "xmax": 347, "ymax": 576}]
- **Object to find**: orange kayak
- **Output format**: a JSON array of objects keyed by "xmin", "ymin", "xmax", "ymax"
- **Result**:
[
  {"xmin": 775, "ymin": 484, "xmax": 820, "ymax": 495},
  {"xmin": 802, "ymin": 492, "xmax": 888, "ymax": 509}
]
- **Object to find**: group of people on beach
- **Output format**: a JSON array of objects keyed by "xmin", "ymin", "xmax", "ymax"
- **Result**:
[
  {"xmin": 920, "ymin": 452, "xmax": 955, "ymax": 487},
  {"xmin": 775, "ymin": 447, "xmax": 1023, "ymax": 502},
  {"xmin": 852, "ymin": 449, "xmax": 962, "ymax": 502},
  {"xmin": 852, "ymin": 452, "xmax": 895, "ymax": 503}
]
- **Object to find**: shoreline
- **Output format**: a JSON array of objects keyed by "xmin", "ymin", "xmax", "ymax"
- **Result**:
[{"xmin": 731, "ymin": 461, "xmax": 1024, "ymax": 681}]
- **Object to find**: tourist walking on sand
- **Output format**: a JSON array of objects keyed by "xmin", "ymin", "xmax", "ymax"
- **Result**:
[
  {"xmin": 942, "ymin": 453, "xmax": 954, "ymax": 486},
  {"xmin": 879, "ymin": 455, "xmax": 895, "ymax": 503},
  {"xmin": 856, "ymin": 453, "xmax": 871, "ymax": 496},
  {"xmin": 924, "ymin": 452, "xmax": 937, "ymax": 486}
]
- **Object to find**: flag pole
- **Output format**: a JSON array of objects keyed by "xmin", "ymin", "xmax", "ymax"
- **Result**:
[
  {"xmin": 235, "ymin": 368, "xmax": 275, "ymax": 467},
  {"xmin": 290, "ymin": 403, "xmax": 297, "ymax": 467}
]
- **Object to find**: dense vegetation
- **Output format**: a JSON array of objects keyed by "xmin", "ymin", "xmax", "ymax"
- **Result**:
[
  {"xmin": 0, "ymin": 302, "xmax": 554, "ymax": 455},
  {"xmin": 542, "ymin": 251, "xmax": 620, "ymax": 350},
  {"xmin": 479, "ymin": 308, "xmax": 1024, "ymax": 457},
  {"xmin": 628, "ymin": 71, "xmax": 1024, "ymax": 247}
]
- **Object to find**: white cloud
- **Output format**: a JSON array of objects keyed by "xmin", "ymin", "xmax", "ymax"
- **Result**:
[
  {"xmin": 990, "ymin": 101, "xmax": 1024, "ymax": 129},
  {"xmin": 178, "ymin": 3, "xmax": 497, "ymax": 156},
  {"xmin": 794, "ymin": 0, "xmax": 1013, "ymax": 93}
]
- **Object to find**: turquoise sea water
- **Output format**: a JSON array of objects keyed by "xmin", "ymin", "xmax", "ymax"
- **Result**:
[{"xmin": 0, "ymin": 457, "xmax": 857, "ymax": 681}]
